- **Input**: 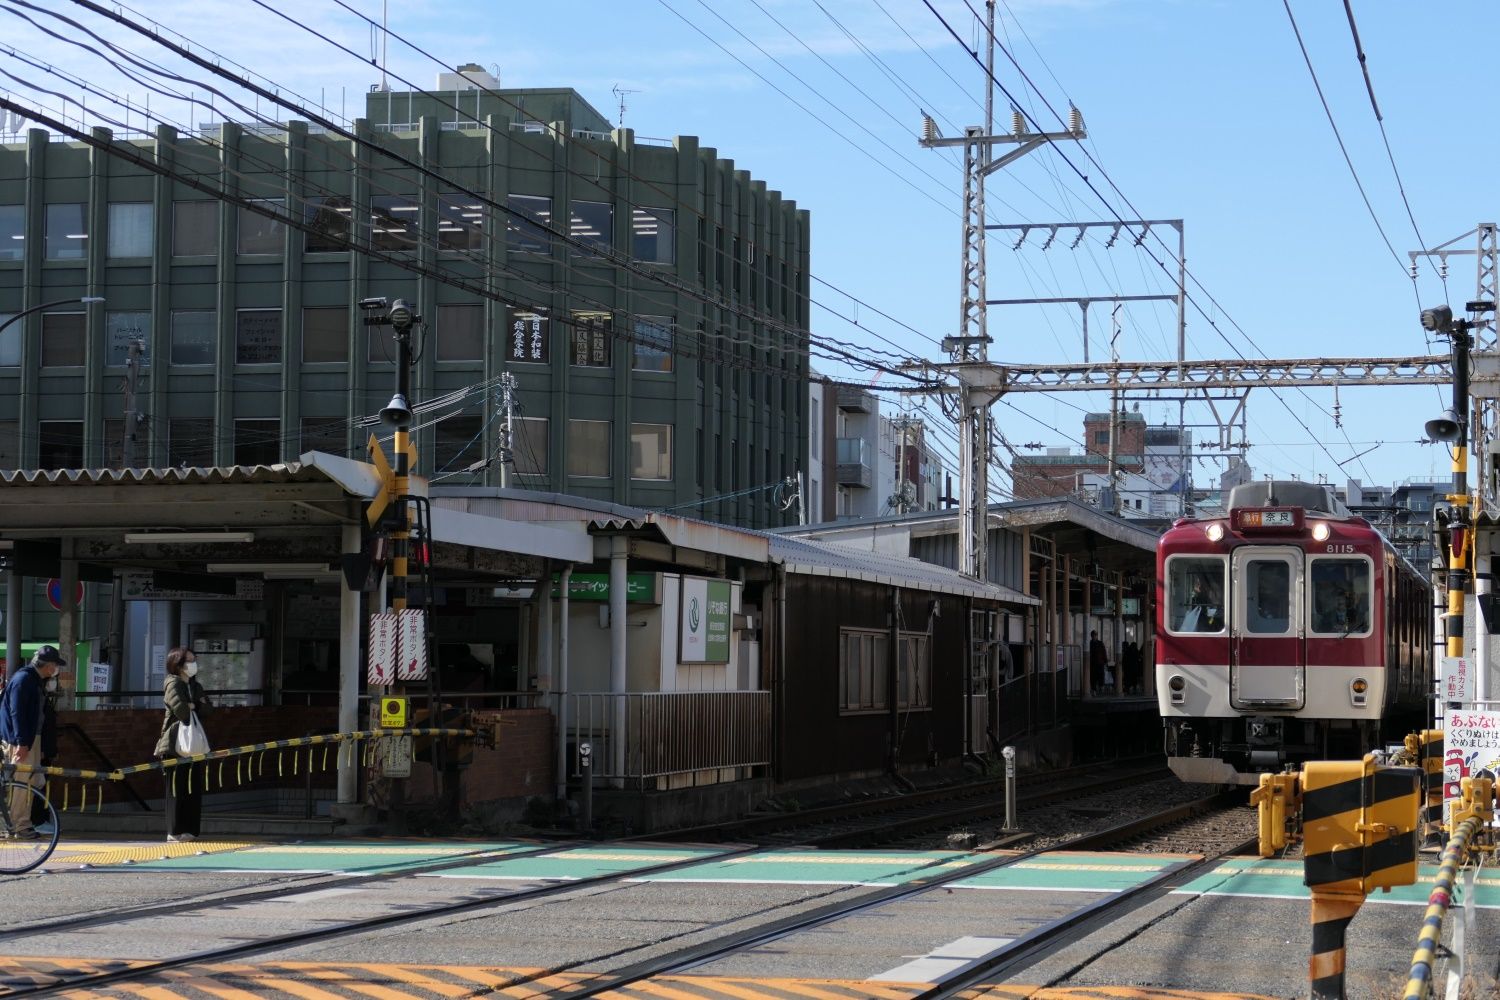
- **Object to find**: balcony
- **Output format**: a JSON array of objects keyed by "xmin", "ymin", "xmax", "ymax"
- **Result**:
[
  {"xmin": 836, "ymin": 437, "xmax": 872, "ymax": 488},
  {"xmin": 836, "ymin": 386, "xmax": 874, "ymax": 413}
]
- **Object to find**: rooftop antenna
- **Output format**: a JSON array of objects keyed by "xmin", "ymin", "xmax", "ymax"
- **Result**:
[{"xmin": 611, "ymin": 85, "xmax": 639, "ymax": 128}]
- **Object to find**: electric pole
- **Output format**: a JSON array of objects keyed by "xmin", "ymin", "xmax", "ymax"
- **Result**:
[
  {"xmin": 918, "ymin": 0, "xmax": 1085, "ymax": 579},
  {"xmin": 497, "ymin": 371, "xmax": 517, "ymax": 489},
  {"xmin": 121, "ymin": 337, "xmax": 144, "ymax": 468},
  {"xmin": 1107, "ymin": 304, "xmax": 1121, "ymax": 516}
]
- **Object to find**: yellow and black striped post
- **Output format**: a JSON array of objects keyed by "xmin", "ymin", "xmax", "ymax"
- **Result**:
[
  {"xmin": 1302, "ymin": 756, "xmax": 1422, "ymax": 999},
  {"xmin": 1404, "ymin": 730, "xmax": 1445, "ymax": 842}
]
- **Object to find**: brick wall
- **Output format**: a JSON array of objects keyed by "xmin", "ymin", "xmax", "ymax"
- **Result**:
[
  {"xmin": 462, "ymin": 708, "xmax": 554, "ymax": 806},
  {"xmin": 54, "ymin": 706, "xmax": 339, "ymax": 806}
]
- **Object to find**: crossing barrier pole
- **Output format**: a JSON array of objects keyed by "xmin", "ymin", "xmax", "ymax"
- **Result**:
[{"xmin": 579, "ymin": 741, "xmax": 593, "ymax": 833}]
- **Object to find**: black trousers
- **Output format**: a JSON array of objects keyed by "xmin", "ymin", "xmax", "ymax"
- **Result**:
[{"xmin": 164, "ymin": 761, "xmax": 205, "ymax": 837}]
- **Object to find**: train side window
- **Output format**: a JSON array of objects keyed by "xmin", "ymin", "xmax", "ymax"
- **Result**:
[
  {"xmin": 1309, "ymin": 557, "xmax": 1372, "ymax": 635},
  {"xmin": 1167, "ymin": 556, "xmax": 1225, "ymax": 634}
]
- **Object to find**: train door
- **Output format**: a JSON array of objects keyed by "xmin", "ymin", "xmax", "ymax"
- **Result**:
[{"xmin": 1230, "ymin": 547, "xmax": 1305, "ymax": 709}]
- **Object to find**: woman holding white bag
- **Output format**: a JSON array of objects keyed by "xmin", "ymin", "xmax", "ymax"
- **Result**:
[{"xmin": 152, "ymin": 647, "xmax": 213, "ymax": 842}]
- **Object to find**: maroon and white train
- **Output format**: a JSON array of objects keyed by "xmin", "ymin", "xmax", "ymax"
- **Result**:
[{"xmin": 1156, "ymin": 480, "xmax": 1432, "ymax": 784}]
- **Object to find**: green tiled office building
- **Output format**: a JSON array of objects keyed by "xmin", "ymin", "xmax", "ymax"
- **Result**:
[{"xmin": 0, "ymin": 76, "xmax": 810, "ymax": 528}]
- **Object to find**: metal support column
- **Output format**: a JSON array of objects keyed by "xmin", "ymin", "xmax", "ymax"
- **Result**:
[
  {"xmin": 338, "ymin": 523, "xmax": 361, "ymax": 804},
  {"xmin": 609, "ymin": 536, "xmax": 628, "ymax": 782}
]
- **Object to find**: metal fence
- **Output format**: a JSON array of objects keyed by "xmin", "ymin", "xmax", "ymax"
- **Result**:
[{"xmin": 565, "ymin": 691, "xmax": 771, "ymax": 788}]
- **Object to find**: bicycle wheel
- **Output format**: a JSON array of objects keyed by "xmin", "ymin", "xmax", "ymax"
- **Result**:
[{"xmin": 0, "ymin": 780, "xmax": 59, "ymax": 875}]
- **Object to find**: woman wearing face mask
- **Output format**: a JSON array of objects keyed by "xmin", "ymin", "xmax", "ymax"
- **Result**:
[{"xmin": 153, "ymin": 647, "xmax": 212, "ymax": 842}]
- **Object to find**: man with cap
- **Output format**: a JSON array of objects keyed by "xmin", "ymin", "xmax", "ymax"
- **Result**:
[{"xmin": 0, "ymin": 645, "xmax": 65, "ymax": 839}]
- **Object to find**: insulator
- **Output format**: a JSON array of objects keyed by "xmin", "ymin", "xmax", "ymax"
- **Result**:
[
  {"xmin": 921, "ymin": 114, "xmax": 937, "ymax": 144},
  {"xmin": 1012, "ymin": 108, "xmax": 1026, "ymax": 135},
  {"xmin": 1069, "ymin": 105, "xmax": 1084, "ymax": 135}
]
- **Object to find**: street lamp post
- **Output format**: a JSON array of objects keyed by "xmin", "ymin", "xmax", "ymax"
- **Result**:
[{"xmin": 0, "ymin": 295, "xmax": 105, "ymax": 340}]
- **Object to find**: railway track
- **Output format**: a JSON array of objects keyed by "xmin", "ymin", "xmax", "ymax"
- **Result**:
[{"xmin": 0, "ymin": 791, "xmax": 1258, "ymax": 998}]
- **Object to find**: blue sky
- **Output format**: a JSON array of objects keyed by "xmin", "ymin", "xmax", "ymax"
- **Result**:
[{"xmin": 9, "ymin": 0, "xmax": 1498, "ymax": 495}]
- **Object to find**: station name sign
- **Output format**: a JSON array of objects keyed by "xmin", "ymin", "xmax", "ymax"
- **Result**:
[{"xmin": 120, "ymin": 570, "xmax": 265, "ymax": 602}]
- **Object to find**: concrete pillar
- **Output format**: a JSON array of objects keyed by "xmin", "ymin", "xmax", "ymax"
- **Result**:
[
  {"xmin": 5, "ymin": 566, "xmax": 21, "ymax": 678},
  {"xmin": 58, "ymin": 542, "xmax": 78, "ymax": 707},
  {"xmin": 536, "ymin": 561, "xmax": 553, "ymax": 693},
  {"xmin": 556, "ymin": 565, "xmax": 572, "ymax": 802},
  {"xmin": 338, "ymin": 524, "xmax": 361, "ymax": 804},
  {"xmin": 610, "ymin": 536, "xmax": 628, "ymax": 780}
]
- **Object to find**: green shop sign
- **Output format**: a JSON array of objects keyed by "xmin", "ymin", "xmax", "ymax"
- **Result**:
[
  {"xmin": 680, "ymin": 577, "xmax": 732, "ymax": 664},
  {"xmin": 551, "ymin": 572, "xmax": 658, "ymax": 604}
]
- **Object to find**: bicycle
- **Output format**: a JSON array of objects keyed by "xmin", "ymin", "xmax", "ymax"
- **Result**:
[{"xmin": 0, "ymin": 760, "xmax": 59, "ymax": 875}]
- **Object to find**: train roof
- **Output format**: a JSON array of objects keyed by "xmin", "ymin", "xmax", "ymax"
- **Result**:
[{"xmin": 1223, "ymin": 480, "xmax": 1350, "ymax": 518}]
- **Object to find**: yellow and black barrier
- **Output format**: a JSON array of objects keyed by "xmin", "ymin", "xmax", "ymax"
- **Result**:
[
  {"xmin": 1254, "ymin": 755, "xmax": 1422, "ymax": 1000},
  {"xmin": 1401, "ymin": 773, "xmax": 1494, "ymax": 1000},
  {"xmin": 6, "ymin": 727, "xmax": 477, "ymax": 813},
  {"xmin": 1403, "ymin": 729, "xmax": 1445, "ymax": 842}
]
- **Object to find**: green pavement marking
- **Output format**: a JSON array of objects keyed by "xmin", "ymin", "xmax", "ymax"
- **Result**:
[
  {"xmin": 1174, "ymin": 858, "xmax": 1500, "ymax": 909},
  {"xmin": 432, "ymin": 845, "xmax": 725, "ymax": 881},
  {"xmin": 107, "ymin": 840, "xmax": 531, "ymax": 874},
  {"xmin": 953, "ymin": 851, "xmax": 1193, "ymax": 893},
  {"xmin": 638, "ymin": 849, "xmax": 981, "ymax": 886}
]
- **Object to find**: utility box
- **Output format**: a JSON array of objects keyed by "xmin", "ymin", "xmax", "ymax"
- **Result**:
[{"xmin": 1302, "ymin": 756, "xmax": 1421, "ymax": 895}]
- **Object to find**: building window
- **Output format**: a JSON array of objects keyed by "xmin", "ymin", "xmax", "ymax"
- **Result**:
[
  {"xmin": 235, "ymin": 309, "xmax": 282, "ymax": 365},
  {"xmin": 433, "ymin": 413, "xmax": 484, "ymax": 476},
  {"xmin": 105, "ymin": 311, "xmax": 151, "ymax": 368},
  {"xmin": 45, "ymin": 203, "xmax": 87, "ymax": 260},
  {"xmin": 632, "ymin": 316, "xmax": 673, "ymax": 373},
  {"xmin": 631, "ymin": 207, "xmax": 674, "ymax": 264},
  {"xmin": 0, "ymin": 420, "xmax": 19, "ymax": 468},
  {"xmin": 237, "ymin": 199, "xmax": 285, "ymax": 255},
  {"xmin": 513, "ymin": 416, "xmax": 548, "ymax": 475},
  {"xmin": 233, "ymin": 418, "xmax": 280, "ymax": 466},
  {"xmin": 630, "ymin": 423, "xmax": 671, "ymax": 481},
  {"xmin": 435, "ymin": 303, "xmax": 484, "ymax": 362},
  {"xmin": 170, "ymin": 310, "xmax": 216, "ymax": 366},
  {"xmin": 569, "ymin": 200, "xmax": 612, "ymax": 255},
  {"xmin": 168, "ymin": 418, "xmax": 214, "ymax": 468},
  {"xmin": 107, "ymin": 202, "xmax": 153, "ymax": 259},
  {"xmin": 0, "ymin": 205, "xmax": 22, "ymax": 260},
  {"xmin": 897, "ymin": 632, "xmax": 931, "ymax": 710},
  {"xmin": 103, "ymin": 417, "xmax": 125, "ymax": 469},
  {"xmin": 1094, "ymin": 430, "xmax": 1109, "ymax": 445},
  {"xmin": 569, "ymin": 312, "xmax": 611, "ymax": 368},
  {"xmin": 38, "ymin": 420, "xmax": 83, "ymax": 470},
  {"xmin": 505, "ymin": 194, "xmax": 552, "ymax": 253},
  {"xmin": 40, "ymin": 311, "xmax": 85, "ymax": 367},
  {"xmin": 437, "ymin": 192, "xmax": 484, "ymax": 252},
  {"xmin": 300, "ymin": 417, "xmax": 346, "ymax": 457},
  {"xmin": 370, "ymin": 194, "xmax": 418, "ymax": 250},
  {"xmin": 0, "ymin": 313, "xmax": 18, "ymax": 366},
  {"xmin": 567, "ymin": 419, "xmax": 610, "ymax": 478},
  {"xmin": 173, "ymin": 201, "xmax": 218, "ymax": 256},
  {"xmin": 839, "ymin": 628, "xmax": 889, "ymax": 713},
  {"xmin": 508, "ymin": 311, "xmax": 549, "ymax": 364},
  {"xmin": 302, "ymin": 306, "xmax": 348, "ymax": 364},
  {"xmin": 303, "ymin": 195, "xmax": 353, "ymax": 253}
]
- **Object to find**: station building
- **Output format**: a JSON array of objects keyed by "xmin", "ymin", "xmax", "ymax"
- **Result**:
[{"xmin": 0, "ymin": 68, "xmax": 811, "ymax": 680}]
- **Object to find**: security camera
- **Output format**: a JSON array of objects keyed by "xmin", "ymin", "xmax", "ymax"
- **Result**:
[{"xmin": 358, "ymin": 296, "xmax": 389, "ymax": 310}]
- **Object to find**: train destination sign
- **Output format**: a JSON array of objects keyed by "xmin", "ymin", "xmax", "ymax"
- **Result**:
[{"xmin": 1232, "ymin": 507, "xmax": 1303, "ymax": 532}]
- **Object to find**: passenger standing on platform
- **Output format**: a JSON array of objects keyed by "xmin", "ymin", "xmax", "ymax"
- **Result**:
[
  {"xmin": 153, "ymin": 647, "xmax": 212, "ymax": 843},
  {"xmin": 1088, "ymin": 630, "xmax": 1108, "ymax": 694},
  {"xmin": 0, "ymin": 645, "xmax": 66, "ymax": 840}
]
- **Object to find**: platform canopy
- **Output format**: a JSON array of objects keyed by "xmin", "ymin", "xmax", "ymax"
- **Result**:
[{"xmin": 0, "ymin": 453, "xmax": 590, "ymax": 584}]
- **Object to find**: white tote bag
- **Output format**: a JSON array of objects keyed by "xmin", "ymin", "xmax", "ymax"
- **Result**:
[{"xmin": 174, "ymin": 711, "xmax": 210, "ymax": 756}]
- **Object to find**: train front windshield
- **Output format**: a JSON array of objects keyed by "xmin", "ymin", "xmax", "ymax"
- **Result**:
[{"xmin": 1168, "ymin": 557, "xmax": 1226, "ymax": 633}]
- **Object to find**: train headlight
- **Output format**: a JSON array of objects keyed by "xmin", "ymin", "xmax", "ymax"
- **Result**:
[
  {"xmin": 1168, "ymin": 674, "xmax": 1186, "ymax": 705},
  {"xmin": 1311, "ymin": 521, "xmax": 1331, "ymax": 542},
  {"xmin": 1205, "ymin": 523, "xmax": 1225, "ymax": 542},
  {"xmin": 1351, "ymin": 677, "xmax": 1369, "ymax": 707}
]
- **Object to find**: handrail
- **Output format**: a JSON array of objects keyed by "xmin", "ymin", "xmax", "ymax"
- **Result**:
[
  {"xmin": 1401, "ymin": 815, "xmax": 1483, "ymax": 999},
  {"xmin": 58, "ymin": 722, "xmax": 151, "ymax": 811}
]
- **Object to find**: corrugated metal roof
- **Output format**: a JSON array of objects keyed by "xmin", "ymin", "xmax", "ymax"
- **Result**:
[
  {"xmin": 0, "ymin": 462, "xmax": 333, "ymax": 487},
  {"xmin": 769, "ymin": 534, "xmax": 1038, "ymax": 605}
]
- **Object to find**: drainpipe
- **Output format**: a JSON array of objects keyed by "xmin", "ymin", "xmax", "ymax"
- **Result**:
[
  {"xmin": 610, "ymin": 536, "xmax": 628, "ymax": 783},
  {"xmin": 887, "ymin": 586, "xmax": 914, "ymax": 791}
]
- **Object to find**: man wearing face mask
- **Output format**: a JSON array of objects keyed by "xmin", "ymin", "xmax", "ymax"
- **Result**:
[
  {"xmin": 0, "ymin": 645, "xmax": 66, "ymax": 840},
  {"xmin": 153, "ymin": 647, "xmax": 212, "ymax": 842}
]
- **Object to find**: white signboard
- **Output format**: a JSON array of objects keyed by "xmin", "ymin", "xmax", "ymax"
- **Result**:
[
  {"xmin": 88, "ymin": 661, "xmax": 111, "ymax": 694},
  {"xmin": 1441, "ymin": 657, "xmax": 1474, "ymax": 704},
  {"xmin": 120, "ymin": 571, "xmax": 264, "ymax": 602},
  {"xmin": 378, "ymin": 734, "xmax": 412, "ymax": 777},
  {"xmin": 1444, "ymin": 709, "xmax": 1500, "ymax": 808},
  {"xmin": 396, "ymin": 608, "xmax": 428, "ymax": 680},
  {"xmin": 367, "ymin": 613, "xmax": 396, "ymax": 685}
]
